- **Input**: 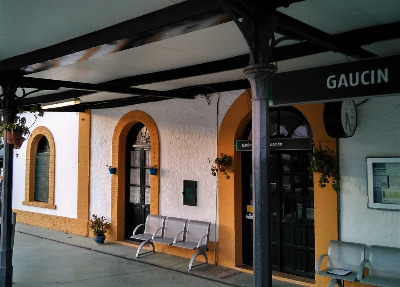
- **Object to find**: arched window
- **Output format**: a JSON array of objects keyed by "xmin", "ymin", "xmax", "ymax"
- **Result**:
[
  {"xmin": 34, "ymin": 136, "xmax": 50, "ymax": 202},
  {"xmin": 23, "ymin": 127, "xmax": 56, "ymax": 209}
]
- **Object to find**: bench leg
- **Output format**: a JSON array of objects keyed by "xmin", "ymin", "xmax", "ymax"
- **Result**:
[
  {"xmin": 188, "ymin": 249, "xmax": 208, "ymax": 271},
  {"xmin": 135, "ymin": 240, "xmax": 155, "ymax": 258},
  {"xmin": 329, "ymin": 279, "xmax": 343, "ymax": 287}
]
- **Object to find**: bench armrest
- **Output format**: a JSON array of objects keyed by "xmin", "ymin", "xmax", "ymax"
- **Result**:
[
  {"xmin": 173, "ymin": 230, "xmax": 186, "ymax": 244},
  {"xmin": 196, "ymin": 233, "xmax": 209, "ymax": 249},
  {"xmin": 132, "ymin": 224, "xmax": 145, "ymax": 236},
  {"xmin": 316, "ymin": 254, "xmax": 328, "ymax": 273},
  {"xmin": 151, "ymin": 226, "xmax": 164, "ymax": 239},
  {"xmin": 357, "ymin": 259, "xmax": 369, "ymax": 280}
]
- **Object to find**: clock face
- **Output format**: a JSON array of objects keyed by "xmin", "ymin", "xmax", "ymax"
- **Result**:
[{"xmin": 340, "ymin": 100, "xmax": 357, "ymax": 137}]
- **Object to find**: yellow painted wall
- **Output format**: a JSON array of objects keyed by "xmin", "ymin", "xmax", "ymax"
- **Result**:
[
  {"xmin": 217, "ymin": 91, "xmax": 252, "ymax": 267},
  {"xmin": 109, "ymin": 110, "xmax": 160, "ymax": 241},
  {"xmin": 15, "ymin": 209, "xmax": 88, "ymax": 236},
  {"xmin": 295, "ymin": 104, "xmax": 339, "ymax": 286},
  {"xmin": 217, "ymin": 92, "xmax": 340, "ymax": 285}
]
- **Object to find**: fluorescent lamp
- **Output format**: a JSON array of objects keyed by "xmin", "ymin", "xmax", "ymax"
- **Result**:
[{"xmin": 41, "ymin": 98, "xmax": 81, "ymax": 109}]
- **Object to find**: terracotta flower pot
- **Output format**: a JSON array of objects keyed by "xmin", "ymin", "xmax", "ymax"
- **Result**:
[{"xmin": 6, "ymin": 131, "xmax": 26, "ymax": 149}]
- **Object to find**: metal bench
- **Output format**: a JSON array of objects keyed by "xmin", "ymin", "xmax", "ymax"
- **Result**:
[
  {"xmin": 131, "ymin": 215, "xmax": 211, "ymax": 271},
  {"xmin": 152, "ymin": 217, "xmax": 187, "ymax": 246},
  {"xmin": 130, "ymin": 214, "xmax": 165, "ymax": 258},
  {"xmin": 172, "ymin": 220, "xmax": 211, "ymax": 271},
  {"xmin": 316, "ymin": 240, "xmax": 366, "ymax": 287},
  {"xmin": 358, "ymin": 245, "xmax": 400, "ymax": 287}
]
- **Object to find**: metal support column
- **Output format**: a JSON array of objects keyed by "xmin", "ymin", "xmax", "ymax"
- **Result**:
[
  {"xmin": 0, "ymin": 84, "xmax": 17, "ymax": 287},
  {"xmin": 217, "ymin": 1, "xmax": 278, "ymax": 285},
  {"xmin": 244, "ymin": 64, "xmax": 276, "ymax": 287}
]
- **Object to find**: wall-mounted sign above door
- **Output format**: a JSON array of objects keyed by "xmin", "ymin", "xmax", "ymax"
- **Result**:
[{"xmin": 236, "ymin": 138, "xmax": 312, "ymax": 152}]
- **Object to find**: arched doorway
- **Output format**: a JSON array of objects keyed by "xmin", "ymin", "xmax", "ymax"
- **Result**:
[
  {"xmin": 125, "ymin": 123, "xmax": 151, "ymax": 239},
  {"xmin": 110, "ymin": 110, "xmax": 159, "ymax": 242},
  {"xmin": 241, "ymin": 107, "xmax": 315, "ymax": 278}
]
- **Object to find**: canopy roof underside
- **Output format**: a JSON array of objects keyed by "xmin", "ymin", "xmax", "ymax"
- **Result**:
[{"xmin": 0, "ymin": 0, "xmax": 399, "ymax": 111}]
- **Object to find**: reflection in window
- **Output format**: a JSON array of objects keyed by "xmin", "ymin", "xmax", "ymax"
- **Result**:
[{"xmin": 34, "ymin": 137, "xmax": 50, "ymax": 202}]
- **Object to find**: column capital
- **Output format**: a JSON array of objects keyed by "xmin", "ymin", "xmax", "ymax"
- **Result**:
[
  {"xmin": 244, "ymin": 64, "xmax": 277, "ymax": 101},
  {"xmin": 243, "ymin": 64, "xmax": 277, "ymax": 76}
]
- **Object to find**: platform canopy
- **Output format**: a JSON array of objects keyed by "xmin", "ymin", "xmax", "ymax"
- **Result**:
[{"xmin": 0, "ymin": 0, "xmax": 399, "ymax": 110}]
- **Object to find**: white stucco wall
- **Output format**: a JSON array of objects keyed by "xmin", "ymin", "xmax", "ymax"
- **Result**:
[
  {"xmin": 90, "ymin": 91, "xmax": 243, "ymax": 241},
  {"xmin": 12, "ymin": 112, "xmax": 80, "ymax": 218},
  {"xmin": 339, "ymin": 95, "xmax": 400, "ymax": 247}
]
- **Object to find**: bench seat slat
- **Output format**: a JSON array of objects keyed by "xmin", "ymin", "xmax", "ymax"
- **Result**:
[
  {"xmin": 316, "ymin": 240, "xmax": 366, "ymax": 286},
  {"xmin": 173, "ymin": 241, "xmax": 201, "ymax": 250},
  {"xmin": 152, "ymin": 217, "xmax": 187, "ymax": 245},
  {"xmin": 361, "ymin": 275, "xmax": 400, "ymax": 287},
  {"xmin": 359, "ymin": 245, "xmax": 400, "ymax": 287}
]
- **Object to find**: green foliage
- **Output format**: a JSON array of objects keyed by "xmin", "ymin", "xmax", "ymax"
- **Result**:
[
  {"xmin": 89, "ymin": 214, "xmax": 110, "ymax": 237},
  {"xmin": 211, "ymin": 153, "xmax": 233, "ymax": 179},
  {"xmin": 3, "ymin": 115, "xmax": 30, "ymax": 135},
  {"xmin": 309, "ymin": 145, "xmax": 339, "ymax": 192},
  {"xmin": 0, "ymin": 105, "xmax": 44, "ymax": 149}
]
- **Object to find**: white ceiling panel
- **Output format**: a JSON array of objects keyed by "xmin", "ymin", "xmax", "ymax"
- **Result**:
[
  {"xmin": 362, "ymin": 39, "xmax": 400, "ymax": 57},
  {"xmin": 278, "ymin": 0, "xmax": 400, "ymax": 34},
  {"xmin": 276, "ymin": 52, "xmax": 355, "ymax": 73},
  {"xmin": 29, "ymin": 21, "xmax": 248, "ymax": 83},
  {"xmin": 0, "ymin": 0, "xmax": 183, "ymax": 60}
]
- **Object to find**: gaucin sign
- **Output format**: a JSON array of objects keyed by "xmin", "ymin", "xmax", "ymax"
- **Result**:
[{"xmin": 270, "ymin": 54, "xmax": 400, "ymax": 106}]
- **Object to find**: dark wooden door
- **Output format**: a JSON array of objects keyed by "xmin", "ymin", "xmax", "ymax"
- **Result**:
[
  {"xmin": 242, "ymin": 150, "xmax": 253, "ymax": 266},
  {"xmin": 270, "ymin": 151, "xmax": 315, "ymax": 278},
  {"xmin": 125, "ymin": 124, "xmax": 151, "ymax": 239},
  {"xmin": 242, "ymin": 150, "xmax": 315, "ymax": 278}
]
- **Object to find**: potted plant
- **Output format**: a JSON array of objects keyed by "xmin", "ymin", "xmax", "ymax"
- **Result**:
[
  {"xmin": 107, "ymin": 165, "xmax": 116, "ymax": 174},
  {"xmin": 89, "ymin": 214, "xmax": 110, "ymax": 244},
  {"xmin": 211, "ymin": 153, "xmax": 233, "ymax": 179},
  {"xmin": 309, "ymin": 145, "xmax": 339, "ymax": 192},
  {"xmin": 148, "ymin": 166, "xmax": 157, "ymax": 175},
  {"xmin": 1, "ymin": 105, "xmax": 44, "ymax": 149}
]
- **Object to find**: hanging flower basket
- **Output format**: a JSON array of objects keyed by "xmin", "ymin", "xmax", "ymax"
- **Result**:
[
  {"xmin": 211, "ymin": 153, "xmax": 233, "ymax": 179},
  {"xmin": 1, "ymin": 104, "xmax": 44, "ymax": 150},
  {"xmin": 6, "ymin": 131, "xmax": 26, "ymax": 149},
  {"xmin": 309, "ymin": 145, "xmax": 339, "ymax": 192}
]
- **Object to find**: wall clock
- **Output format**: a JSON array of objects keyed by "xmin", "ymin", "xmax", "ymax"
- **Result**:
[{"xmin": 323, "ymin": 100, "xmax": 357, "ymax": 138}]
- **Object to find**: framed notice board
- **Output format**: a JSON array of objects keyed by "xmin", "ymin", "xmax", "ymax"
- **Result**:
[{"xmin": 367, "ymin": 157, "xmax": 400, "ymax": 210}]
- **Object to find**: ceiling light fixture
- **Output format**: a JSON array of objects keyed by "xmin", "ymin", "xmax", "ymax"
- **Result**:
[{"xmin": 41, "ymin": 98, "xmax": 81, "ymax": 110}]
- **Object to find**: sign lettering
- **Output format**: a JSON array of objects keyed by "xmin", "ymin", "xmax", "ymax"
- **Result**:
[
  {"xmin": 271, "ymin": 54, "xmax": 400, "ymax": 106},
  {"xmin": 236, "ymin": 138, "xmax": 312, "ymax": 151},
  {"xmin": 327, "ymin": 68, "xmax": 389, "ymax": 89}
]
